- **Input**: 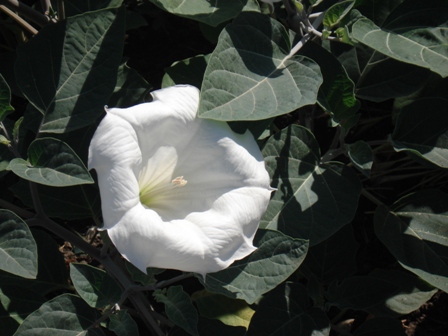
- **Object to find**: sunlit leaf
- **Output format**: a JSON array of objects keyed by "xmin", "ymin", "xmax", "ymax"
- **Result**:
[
  {"xmin": 200, "ymin": 229, "xmax": 308, "ymax": 304},
  {"xmin": 10, "ymin": 138, "xmax": 93, "ymax": 187},
  {"xmin": 374, "ymin": 189, "xmax": 448, "ymax": 292},
  {"xmin": 199, "ymin": 12, "xmax": 322, "ymax": 121},
  {"xmin": 323, "ymin": 0, "xmax": 355, "ymax": 29},
  {"xmin": 261, "ymin": 125, "xmax": 362, "ymax": 245},
  {"xmin": 0, "ymin": 210, "xmax": 37, "ymax": 279}
]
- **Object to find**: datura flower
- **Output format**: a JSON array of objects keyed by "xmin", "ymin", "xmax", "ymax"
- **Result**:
[{"xmin": 88, "ymin": 85, "xmax": 272, "ymax": 276}]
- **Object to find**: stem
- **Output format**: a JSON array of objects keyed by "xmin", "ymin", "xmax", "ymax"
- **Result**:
[
  {"xmin": 0, "ymin": 0, "xmax": 54, "ymax": 27},
  {"xmin": 0, "ymin": 4, "xmax": 37, "ymax": 35},
  {"xmin": 361, "ymin": 189, "xmax": 384, "ymax": 207},
  {"xmin": 0, "ymin": 199, "xmax": 35, "ymax": 218}
]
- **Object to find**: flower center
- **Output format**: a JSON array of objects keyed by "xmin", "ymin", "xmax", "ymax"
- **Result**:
[{"xmin": 139, "ymin": 175, "xmax": 187, "ymax": 207}]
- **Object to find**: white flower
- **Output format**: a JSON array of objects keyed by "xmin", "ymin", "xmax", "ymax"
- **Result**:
[{"xmin": 88, "ymin": 85, "xmax": 272, "ymax": 275}]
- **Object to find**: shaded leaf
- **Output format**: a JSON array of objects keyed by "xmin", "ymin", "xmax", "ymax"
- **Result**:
[
  {"xmin": 199, "ymin": 12, "xmax": 322, "ymax": 121},
  {"xmin": 169, "ymin": 317, "xmax": 246, "ymax": 336},
  {"xmin": 261, "ymin": 125, "xmax": 362, "ymax": 245},
  {"xmin": 346, "ymin": 140, "xmax": 373, "ymax": 176},
  {"xmin": 10, "ymin": 138, "xmax": 93, "ymax": 187},
  {"xmin": 14, "ymin": 294, "xmax": 104, "ymax": 336},
  {"xmin": 148, "ymin": 0, "xmax": 259, "ymax": 26},
  {"xmin": 124, "ymin": 260, "xmax": 164, "ymax": 286},
  {"xmin": 70, "ymin": 263, "xmax": 122, "ymax": 309},
  {"xmin": 327, "ymin": 276, "xmax": 399, "ymax": 312},
  {"xmin": 0, "ymin": 210, "xmax": 37, "ymax": 279},
  {"xmin": 108, "ymin": 62, "xmax": 151, "ymax": 108},
  {"xmin": 301, "ymin": 224, "xmax": 358, "ymax": 284},
  {"xmin": 353, "ymin": 317, "xmax": 406, "ymax": 336},
  {"xmin": 368, "ymin": 269, "xmax": 437, "ymax": 316},
  {"xmin": 200, "ymin": 229, "xmax": 308, "ymax": 304},
  {"xmin": 247, "ymin": 282, "xmax": 330, "ymax": 336},
  {"xmin": 391, "ymin": 98, "xmax": 448, "ymax": 168},
  {"xmin": 63, "ymin": 0, "xmax": 123, "ymax": 16},
  {"xmin": 300, "ymin": 42, "xmax": 359, "ymax": 124},
  {"xmin": 162, "ymin": 55, "xmax": 210, "ymax": 89},
  {"xmin": 108, "ymin": 310, "xmax": 139, "ymax": 336},
  {"xmin": 10, "ymin": 180, "xmax": 101, "ymax": 220},
  {"xmin": 154, "ymin": 286, "xmax": 199, "ymax": 336},
  {"xmin": 15, "ymin": 6, "xmax": 125, "ymax": 133},
  {"xmin": 374, "ymin": 189, "xmax": 448, "ymax": 292},
  {"xmin": 0, "ymin": 74, "xmax": 14, "ymax": 122}
]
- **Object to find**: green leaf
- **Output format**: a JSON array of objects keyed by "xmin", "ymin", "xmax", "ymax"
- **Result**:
[
  {"xmin": 15, "ymin": 6, "xmax": 125, "ymax": 133},
  {"xmin": 0, "ymin": 210, "xmax": 37, "ymax": 279},
  {"xmin": 374, "ymin": 189, "xmax": 448, "ymax": 292},
  {"xmin": 148, "ymin": 0, "xmax": 259, "ymax": 26},
  {"xmin": 154, "ymin": 286, "xmax": 199, "ymax": 336},
  {"xmin": 354, "ymin": 317, "xmax": 406, "ymax": 336},
  {"xmin": 260, "ymin": 125, "xmax": 362, "ymax": 245},
  {"xmin": 0, "ymin": 74, "xmax": 14, "ymax": 122},
  {"xmin": 390, "ymin": 98, "xmax": 448, "ymax": 168},
  {"xmin": 193, "ymin": 291, "xmax": 254, "ymax": 328},
  {"xmin": 108, "ymin": 61, "xmax": 152, "ymax": 108},
  {"xmin": 199, "ymin": 12, "xmax": 322, "ymax": 121},
  {"xmin": 323, "ymin": 0, "xmax": 355, "ymax": 29},
  {"xmin": 162, "ymin": 55, "xmax": 210, "ymax": 89},
  {"xmin": 351, "ymin": 18, "xmax": 448, "ymax": 77},
  {"xmin": 10, "ymin": 138, "xmax": 93, "ymax": 187},
  {"xmin": 247, "ymin": 282, "xmax": 330, "ymax": 336},
  {"xmin": 14, "ymin": 294, "xmax": 104, "ymax": 336},
  {"xmin": 200, "ymin": 229, "xmax": 308, "ymax": 304},
  {"xmin": 301, "ymin": 224, "xmax": 358, "ymax": 284},
  {"xmin": 346, "ymin": 140, "xmax": 373, "ymax": 177},
  {"xmin": 327, "ymin": 275, "xmax": 399, "ymax": 312},
  {"xmin": 367, "ymin": 269, "xmax": 437, "ymax": 316},
  {"xmin": 70, "ymin": 263, "xmax": 122, "ymax": 309},
  {"xmin": 10, "ymin": 181, "xmax": 101, "ymax": 220},
  {"xmin": 300, "ymin": 42, "xmax": 359, "ymax": 124},
  {"xmin": 124, "ymin": 260, "xmax": 164, "ymax": 286},
  {"xmin": 108, "ymin": 310, "xmax": 139, "ymax": 336}
]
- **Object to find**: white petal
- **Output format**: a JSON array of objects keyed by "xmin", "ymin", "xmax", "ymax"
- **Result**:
[{"xmin": 89, "ymin": 85, "xmax": 272, "ymax": 274}]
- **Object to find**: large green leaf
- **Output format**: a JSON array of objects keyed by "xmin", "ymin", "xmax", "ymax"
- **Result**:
[
  {"xmin": 10, "ymin": 138, "xmax": 93, "ymax": 187},
  {"xmin": 351, "ymin": 18, "xmax": 448, "ymax": 77},
  {"xmin": 154, "ymin": 286, "xmax": 199, "ymax": 336},
  {"xmin": 10, "ymin": 181, "xmax": 101, "ymax": 220},
  {"xmin": 148, "ymin": 0, "xmax": 259, "ymax": 26},
  {"xmin": 374, "ymin": 189, "xmax": 448, "ymax": 292},
  {"xmin": 260, "ymin": 125, "xmax": 362, "ymax": 245},
  {"xmin": 198, "ymin": 12, "xmax": 322, "ymax": 121},
  {"xmin": 200, "ymin": 229, "xmax": 308, "ymax": 304},
  {"xmin": 247, "ymin": 282, "xmax": 330, "ymax": 336},
  {"xmin": 14, "ymin": 294, "xmax": 104, "ymax": 336},
  {"xmin": 390, "ymin": 98, "xmax": 448, "ymax": 168},
  {"xmin": 0, "ymin": 74, "xmax": 14, "ymax": 122},
  {"xmin": 70, "ymin": 263, "xmax": 122, "ymax": 309},
  {"xmin": 0, "ymin": 210, "xmax": 37, "ymax": 279},
  {"xmin": 15, "ymin": 6, "xmax": 125, "ymax": 133}
]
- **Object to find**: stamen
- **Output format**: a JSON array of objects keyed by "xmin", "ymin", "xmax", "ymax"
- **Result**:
[{"xmin": 171, "ymin": 176, "xmax": 187, "ymax": 187}]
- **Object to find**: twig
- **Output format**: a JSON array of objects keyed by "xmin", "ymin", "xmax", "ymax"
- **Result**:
[
  {"xmin": 0, "ymin": 4, "xmax": 37, "ymax": 35},
  {"xmin": 0, "ymin": 0, "xmax": 54, "ymax": 27}
]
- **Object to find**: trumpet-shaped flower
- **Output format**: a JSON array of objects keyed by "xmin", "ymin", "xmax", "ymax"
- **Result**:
[{"xmin": 88, "ymin": 85, "xmax": 272, "ymax": 275}]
